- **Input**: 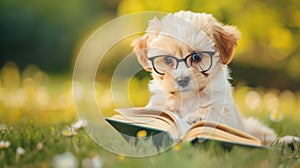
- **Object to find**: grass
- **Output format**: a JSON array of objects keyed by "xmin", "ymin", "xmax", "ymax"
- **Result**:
[
  {"xmin": 0, "ymin": 62, "xmax": 300, "ymax": 167},
  {"xmin": 0, "ymin": 122, "xmax": 299, "ymax": 167}
]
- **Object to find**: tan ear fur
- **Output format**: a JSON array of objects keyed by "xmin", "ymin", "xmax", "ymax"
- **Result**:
[
  {"xmin": 213, "ymin": 25, "xmax": 241, "ymax": 64},
  {"xmin": 131, "ymin": 34, "xmax": 154, "ymax": 71}
]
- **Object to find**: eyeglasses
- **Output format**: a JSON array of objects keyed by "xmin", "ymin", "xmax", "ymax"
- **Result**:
[{"xmin": 148, "ymin": 51, "xmax": 215, "ymax": 75}]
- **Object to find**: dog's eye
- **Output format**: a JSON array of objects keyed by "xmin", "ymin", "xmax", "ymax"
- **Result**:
[
  {"xmin": 164, "ymin": 56, "xmax": 174, "ymax": 65},
  {"xmin": 191, "ymin": 53, "xmax": 202, "ymax": 62}
]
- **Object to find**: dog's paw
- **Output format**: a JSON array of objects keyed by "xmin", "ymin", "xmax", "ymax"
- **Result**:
[
  {"xmin": 183, "ymin": 109, "xmax": 207, "ymax": 125},
  {"xmin": 183, "ymin": 112, "xmax": 202, "ymax": 125},
  {"xmin": 275, "ymin": 135, "xmax": 300, "ymax": 150},
  {"xmin": 277, "ymin": 135, "xmax": 299, "ymax": 144}
]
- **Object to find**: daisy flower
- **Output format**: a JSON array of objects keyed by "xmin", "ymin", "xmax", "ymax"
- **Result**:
[
  {"xmin": 71, "ymin": 119, "xmax": 88, "ymax": 130},
  {"xmin": 0, "ymin": 140, "xmax": 10, "ymax": 149},
  {"xmin": 270, "ymin": 111, "xmax": 283, "ymax": 122},
  {"xmin": 0, "ymin": 124, "xmax": 6, "ymax": 130},
  {"xmin": 52, "ymin": 152, "xmax": 78, "ymax": 168},
  {"xmin": 36, "ymin": 142, "xmax": 44, "ymax": 150},
  {"xmin": 16, "ymin": 147, "xmax": 25, "ymax": 155},
  {"xmin": 15, "ymin": 147, "xmax": 25, "ymax": 163},
  {"xmin": 62, "ymin": 127, "xmax": 78, "ymax": 138}
]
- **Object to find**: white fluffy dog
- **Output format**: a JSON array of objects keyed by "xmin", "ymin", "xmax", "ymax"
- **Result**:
[{"xmin": 131, "ymin": 11, "xmax": 298, "ymax": 146}]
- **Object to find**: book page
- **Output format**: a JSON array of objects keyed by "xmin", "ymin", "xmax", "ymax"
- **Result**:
[
  {"xmin": 112, "ymin": 108, "xmax": 187, "ymax": 139},
  {"xmin": 110, "ymin": 114, "xmax": 173, "ymax": 132},
  {"xmin": 115, "ymin": 108, "xmax": 192, "ymax": 136},
  {"xmin": 110, "ymin": 108, "xmax": 262, "ymax": 146},
  {"xmin": 185, "ymin": 121, "xmax": 262, "ymax": 146},
  {"xmin": 190, "ymin": 121, "xmax": 260, "ymax": 141}
]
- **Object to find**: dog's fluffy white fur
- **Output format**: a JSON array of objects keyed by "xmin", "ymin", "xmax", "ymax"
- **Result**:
[{"xmin": 132, "ymin": 11, "xmax": 297, "ymax": 145}]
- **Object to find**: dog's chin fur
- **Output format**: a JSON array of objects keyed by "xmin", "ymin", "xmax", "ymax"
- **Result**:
[{"xmin": 132, "ymin": 11, "xmax": 297, "ymax": 146}]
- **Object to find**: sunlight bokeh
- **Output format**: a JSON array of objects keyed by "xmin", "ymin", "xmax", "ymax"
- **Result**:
[
  {"xmin": 1, "ymin": 0, "xmax": 300, "ymax": 166},
  {"xmin": 0, "ymin": 62, "xmax": 74, "ymax": 124},
  {"xmin": 1, "ymin": 62, "xmax": 300, "ymax": 124}
]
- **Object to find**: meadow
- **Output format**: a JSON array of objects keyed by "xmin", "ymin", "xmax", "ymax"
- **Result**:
[
  {"xmin": 1, "ymin": 0, "xmax": 300, "ymax": 167},
  {"xmin": 0, "ymin": 62, "xmax": 300, "ymax": 167}
]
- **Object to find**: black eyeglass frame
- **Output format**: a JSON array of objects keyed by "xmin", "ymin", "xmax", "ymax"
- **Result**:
[{"xmin": 148, "ymin": 51, "xmax": 215, "ymax": 75}]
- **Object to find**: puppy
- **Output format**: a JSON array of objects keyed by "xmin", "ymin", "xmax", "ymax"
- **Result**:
[{"xmin": 131, "ymin": 11, "xmax": 298, "ymax": 146}]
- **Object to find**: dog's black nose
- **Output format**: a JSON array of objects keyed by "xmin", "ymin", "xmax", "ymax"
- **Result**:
[{"xmin": 176, "ymin": 77, "xmax": 190, "ymax": 88}]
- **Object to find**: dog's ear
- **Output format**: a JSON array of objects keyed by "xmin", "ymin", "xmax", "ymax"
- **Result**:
[
  {"xmin": 213, "ymin": 25, "xmax": 241, "ymax": 65},
  {"xmin": 131, "ymin": 34, "xmax": 154, "ymax": 71}
]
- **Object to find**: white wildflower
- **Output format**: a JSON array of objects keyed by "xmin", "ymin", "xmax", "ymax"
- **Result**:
[
  {"xmin": 52, "ymin": 152, "xmax": 78, "ymax": 168},
  {"xmin": 270, "ymin": 110, "xmax": 283, "ymax": 122},
  {"xmin": 36, "ymin": 142, "xmax": 44, "ymax": 150},
  {"xmin": 16, "ymin": 147, "xmax": 25, "ymax": 155},
  {"xmin": 62, "ymin": 127, "xmax": 78, "ymax": 137},
  {"xmin": 0, "ymin": 124, "xmax": 6, "ymax": 130},
  {"xmin": 82, "ymin": 154, "xmax": 103, "ymax": 168},
  {"xmin": 71, "ymin": 119, "xmax": 88, "ymax": 130},
  {"xmin": 0, "ymin": 140, "xmax": 10, "ymax": 149}
]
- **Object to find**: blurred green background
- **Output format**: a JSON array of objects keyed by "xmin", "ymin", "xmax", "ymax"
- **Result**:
[
  {"xmin": 1, "ymin": 0, "xmax": 300, "ymax": 89},
  {"xmin": 1, "ymin": 1, "xmax": 300, "ymax": 167},
  {"xmin": 1, "ymin": 0, "xmax": 300, "ymax": 124}
]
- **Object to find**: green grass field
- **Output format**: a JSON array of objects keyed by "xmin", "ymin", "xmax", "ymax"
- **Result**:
[
  {"xmin": 0, "ymin": 63, "xmax": 300, "ymax": 167},
  {"xmin": 0, "ymin": 121, "xmax": 299, "ymax": 168}
]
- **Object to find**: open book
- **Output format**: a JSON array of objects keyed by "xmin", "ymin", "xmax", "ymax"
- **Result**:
[{"xmin": 106, "ymin": 108, "xmax": 263, "ymax": 148}]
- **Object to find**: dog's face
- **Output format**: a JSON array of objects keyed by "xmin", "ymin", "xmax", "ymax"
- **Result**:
[{"xmin": 132, "ymin": 11, "xmax": 240, "ymax": 95}]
